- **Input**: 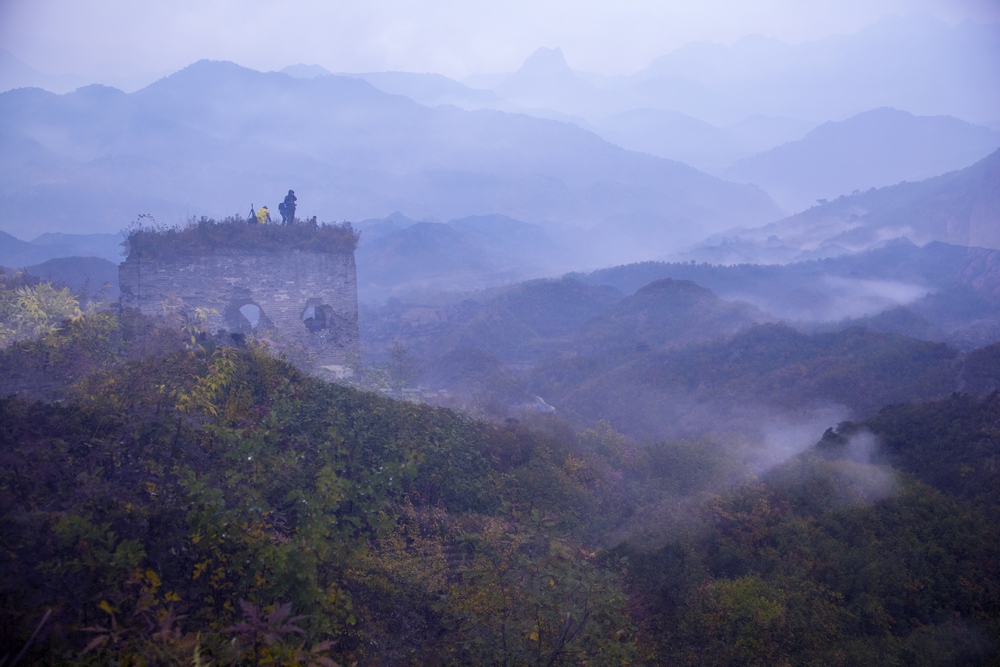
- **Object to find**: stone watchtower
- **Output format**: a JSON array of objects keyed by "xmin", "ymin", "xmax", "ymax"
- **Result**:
[{"xmin": 118, "ymin": 219, "xmax": 360, "ymax": 376}]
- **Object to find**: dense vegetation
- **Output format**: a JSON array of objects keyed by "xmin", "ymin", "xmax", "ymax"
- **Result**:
[
  {"xmin": 619, "ymin": 393, "xmax": 1000, "ymax": 666},
  {"xmin": 2, "ymin": 274, "xmax": 999, "ymax": 665},
  {"xmin": 124, "ymin": 217, "xmax": 359, "ymax": 259},
  {"xmin": 528, "ymin": 323, "xmax": 984, "ymax": 440},
  {"xmin": 0, "ymin": 311, "xmax": 638, "ymax": 665},
  {"xmin": 0, "ymin": 269, "xmax": 85, "ymax": 347}
]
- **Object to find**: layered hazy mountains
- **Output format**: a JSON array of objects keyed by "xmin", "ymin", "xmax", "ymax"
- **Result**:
[
  {"xmin": 331, "ymin": 13, "xmax": 999, "ymax": 175},
  {"xmin": 1, "ymin": 11, "xmax": 997, "ymax": 287},
  {"xmin": 0, "ymin": 60, "xmax": 779, "ymax": 253},
  {"xmin": 1, "ymin": 13, "xmax": 996, "ymax": 237}
]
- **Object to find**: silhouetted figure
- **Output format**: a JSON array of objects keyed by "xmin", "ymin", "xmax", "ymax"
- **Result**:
[
  {"xmin": 281, "ymin": 190, "xmax": 297, "ymax": 224},
  {"xmin": 256, "ymin": 206, "xmax": 270, "ymax": 225}
]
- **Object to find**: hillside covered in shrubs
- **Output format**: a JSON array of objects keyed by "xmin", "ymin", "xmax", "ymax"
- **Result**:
[{"xmin": 1, "ymin": 275, "xmax": 999, "ymax": 665}]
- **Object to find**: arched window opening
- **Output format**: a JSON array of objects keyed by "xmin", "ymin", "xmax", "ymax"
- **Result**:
[
  {"xmin": 303, "ymin": 304, "xmax": 330, "ymax": 332},
  {"xmin": 224, "ymin": 298, "xmax": 266, "ymax": 334},
  {"xmin": 240, "ymin": 303, "xmax": 261, "ymax": 328}
]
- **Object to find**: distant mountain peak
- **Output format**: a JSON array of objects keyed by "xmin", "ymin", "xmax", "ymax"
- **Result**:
[
  {"xmin": 139, "ymin": 59, "xmax": 271, "ymax": 93},
  {"xmin": 68, "ymin": 83, "xmax": 126, "ymax": 99},
  {"xmin": 497, "ymin": 46, "xmax": 596, "ymax": 108},
  {"xmin": 281, "ymin": 63, "xmax": 333, "ymax": 79},
  {"xmin": 385, "ymin": 211, "xmax": 416, "ymax": 223},
  {"xmin": 518, "ymin": 47, "xmax": 570, "ymax": 75},
  {"xmin": 169, "ymin": 59, "xmax": 258, "ymax": 79}
]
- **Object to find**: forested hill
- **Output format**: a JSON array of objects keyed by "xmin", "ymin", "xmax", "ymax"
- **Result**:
[
  {"xmin": 0, "ymin": 315, "xmax": 638, "ymax": 665},
  {"xmin": 1, "ymin": 304, "xmax": 999, "ymax": 664},
  {"xmin": 574, "ymin": 237, "xmax": 1000, "ymax": 324},
  {"xmin": 578, "ymin": 238, "xmax": 981, "ymax": 303},
  {"xmin": 528, "ymin": 323, "xmax": 998, "ymax": 441},
  {"xmin": 621, "ymin": 391, "xmax": 1000, "ymax": 666}
]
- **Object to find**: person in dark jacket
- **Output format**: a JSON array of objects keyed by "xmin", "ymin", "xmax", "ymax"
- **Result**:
[{"xmin": 281, "ymin": 190, "xmax": 297, "ymax": 224}]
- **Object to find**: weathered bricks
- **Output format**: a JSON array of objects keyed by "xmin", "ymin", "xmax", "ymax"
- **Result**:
[{"xmin": 119, "ymin": 249, "xmax": 360, "ymax": 374}]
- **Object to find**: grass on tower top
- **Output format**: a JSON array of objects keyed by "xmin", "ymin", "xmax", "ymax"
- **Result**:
[{"xmin": 123, "ymin": 215, "xmax": 360, "ymax": 259}]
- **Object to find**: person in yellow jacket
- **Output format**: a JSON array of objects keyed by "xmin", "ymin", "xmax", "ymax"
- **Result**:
[{"xmin": 256, "ymin": 206, "xmax": 271, "ymax": 225}]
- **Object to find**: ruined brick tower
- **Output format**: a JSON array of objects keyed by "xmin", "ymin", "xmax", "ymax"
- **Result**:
[{"xmin": 118, "ymin": 224, "xmax": 360, "ymax": 377}]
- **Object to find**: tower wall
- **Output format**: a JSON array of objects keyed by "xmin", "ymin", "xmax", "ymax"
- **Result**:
[{"xmin": 119, "ymin": 249, "xmax": 359, "ymax": 374}]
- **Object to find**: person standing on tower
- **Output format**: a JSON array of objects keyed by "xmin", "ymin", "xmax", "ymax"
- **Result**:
[{"xmin": 281, "ymin": 190, "xmax": 297, "ymax": 225}]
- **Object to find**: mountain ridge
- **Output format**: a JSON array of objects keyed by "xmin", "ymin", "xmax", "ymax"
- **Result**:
[
  {"xmin": 724, "ymin": 107, "xmax": 1000, "ymax": 211},
  {"xmin": 0, "ymin": 59, "xmax": 782, "ymax": 266}
]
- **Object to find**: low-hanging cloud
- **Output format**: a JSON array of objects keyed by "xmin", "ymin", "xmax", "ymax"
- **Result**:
[{"xmin": 731, "ymin": 276, "xmax": 931, "ymax": 322}]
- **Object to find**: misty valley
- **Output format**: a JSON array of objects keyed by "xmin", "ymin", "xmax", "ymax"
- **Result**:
[{"xmin": 2, "ymin": 9, "xmax": 1000, "ymax": 667}]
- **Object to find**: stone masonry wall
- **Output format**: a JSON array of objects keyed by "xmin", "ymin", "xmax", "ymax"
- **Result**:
[{"xmin": 119, "ymin": 250, "xmax": 359, "ymax": 374}]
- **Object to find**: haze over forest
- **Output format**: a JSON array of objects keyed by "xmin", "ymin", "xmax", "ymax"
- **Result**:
[{"xmin": 3, "ymin": 1, "xmax": 1000, "ymax": 664}]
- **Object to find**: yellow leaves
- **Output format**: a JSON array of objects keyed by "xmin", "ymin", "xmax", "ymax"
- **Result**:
[
  {"xmin": 176, "ymin": 353, "xmax": 235, "ymax": 416},
  {"xmin": 563, "ymin": 456, "xmax": 587, "ymax": 477},
  {"xmin": 99, "ymin": 600, "xmax": 114, "ymax": 614},
  {"xmin": 175, "ymin": 349, "xmax": 262, "ymax": 424},
  {"xmin": 210, "ymin": 566, "xmax": 231, "ymax": 589},
  {"xmin": 193, "ymin": 560, "xmax": 211, "ymax": 580},
  {"xmin": 0, "ymin": 281, "xmax": 83, "ymax": 345},
  {"xmin": 165, "ymin": 591, "xmax": 181, "ymax": 602}
]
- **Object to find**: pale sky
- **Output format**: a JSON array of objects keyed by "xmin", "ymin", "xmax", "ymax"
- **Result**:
[{"xmin": 1, "ymin": 0, "xmax": 998, "ymax": 83}]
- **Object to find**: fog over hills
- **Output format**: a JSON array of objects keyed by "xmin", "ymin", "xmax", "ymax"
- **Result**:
[
  {"xmin": 724, "ymin": 108, "xmax": 1000, "ymax": 211},
  {"xmin": 579, "ymin": 237, "xmax": 1000, "ymax": 323},
  {"xmin": 576, "ymin": 278, "xmax": 771, "ymax": 353},
  {"xmin": 355, "ymin": 214, "xmax": 566, "ymax": 302},
  {"xmin": 695, "ymin": 148, "xmax": 1000, "ymax": 262},
  {"xmin": 592, "ymin": 109, "xmax": 753, "ymax": 174},
  {"xmin": 0, "ymin": 60, "xmax": 780, "ymax": 256}
]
